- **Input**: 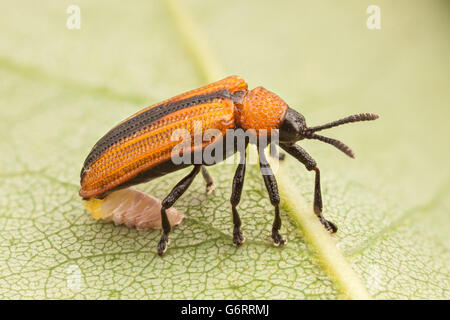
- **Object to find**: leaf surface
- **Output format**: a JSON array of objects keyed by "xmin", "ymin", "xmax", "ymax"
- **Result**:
[{"xmin": 0, "ymin": 0, "xmax": 448, "ymax": 299}]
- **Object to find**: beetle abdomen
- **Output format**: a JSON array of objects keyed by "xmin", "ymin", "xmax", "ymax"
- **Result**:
[{"xmin": 80, "ymin": 76, "xmax": 247, "ymax": 199}]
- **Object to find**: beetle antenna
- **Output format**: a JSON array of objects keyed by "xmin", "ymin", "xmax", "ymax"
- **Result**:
[
  {"xmin": 306, "ymin": 133, "xmax": 355, "ymax": 158},
  {"xmin": 307, "ymin": 113, "xmax": 379, "ymax": 133}
]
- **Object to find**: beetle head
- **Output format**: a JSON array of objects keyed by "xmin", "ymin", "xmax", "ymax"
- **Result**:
[
  {"xmin": 279, "ymin": 108, "xmax": 307, "ymax": 143},
  {"xmin": 279, "ymin": 108, "xmax": 379, "ymax": 158}
]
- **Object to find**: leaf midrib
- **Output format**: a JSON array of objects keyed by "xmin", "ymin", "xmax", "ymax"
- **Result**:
[{"xmin": 164, "ymin": 0, "xmax": 371, "ymax": 300}]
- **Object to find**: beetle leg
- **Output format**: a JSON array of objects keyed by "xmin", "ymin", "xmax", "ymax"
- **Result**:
[
  {"xmin": 230, "ymin": 142, "xmax": 248, "ymax": 247},
  {"xmin": 312, "ymin": 167, "xmax": 338, "ymax": 233},
  {"xmin": 269, "ymin": 143, "xmax": 285, "ymax": 160},
  {"xmin": 201, "ymin": 166, "xmax": 216, "ymax": 195},
  {"xmin": 258, "ymin": 145, "xmax": 286, "ymax": 246},
  {"xmin": 279, "ymin": 143, "xmax": 338, "ymax": 233},
  {"xmin": 158, "ymin": 165, "xmax": 202, "ymax": 256}
]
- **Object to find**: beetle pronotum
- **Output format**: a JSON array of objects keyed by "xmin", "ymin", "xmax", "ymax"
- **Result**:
[{"xmin": 80, "ymin": 75, "xmax": 378, "ymax": 256}]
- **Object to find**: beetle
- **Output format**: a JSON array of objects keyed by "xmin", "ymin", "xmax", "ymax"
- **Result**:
[{"xmin": 80, "ymin": 75, "xmax": 378, "ymax": 256}]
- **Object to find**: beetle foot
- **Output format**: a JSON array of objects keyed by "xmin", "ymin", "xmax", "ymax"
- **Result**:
[
  {"xmin": 233, "ymin": 226, "xmax": 246, "ymax": 246},
  {"xmin": 157, "ymin": 232, "xmax": 169, "ymax": 256},
  {"xmin": 272, "ymin": 229, "xmax": 286, "ymax": 246},
  {"xmin": 320, "ymin": 217, "xmax": 338, "ymax": 234},
  {"xmin": 206, "ymin": 182, "xmax": 216, "ymax": 195}
]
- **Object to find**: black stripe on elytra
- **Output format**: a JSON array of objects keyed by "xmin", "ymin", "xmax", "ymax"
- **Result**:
[{"xmin": 81, "ymin": 89, "xmax": 231, "ymax": 178}]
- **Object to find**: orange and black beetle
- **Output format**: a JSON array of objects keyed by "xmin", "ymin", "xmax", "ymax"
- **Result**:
[{"xmin": 80, "ymin": 75, "xmax": 378, "ymax": 255}]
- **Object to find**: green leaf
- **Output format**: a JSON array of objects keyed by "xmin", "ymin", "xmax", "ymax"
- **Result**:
[{"xmin": 0, "ymin": 0, "xmax": 449, "ymax": 299}]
